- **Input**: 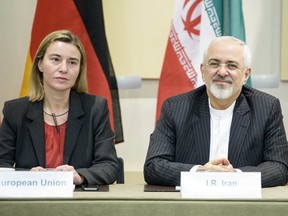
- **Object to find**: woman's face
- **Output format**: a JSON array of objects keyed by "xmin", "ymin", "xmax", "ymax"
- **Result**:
[{"xmin": 38, "ymin": 41, "xmax": 81, "ymax": 93}]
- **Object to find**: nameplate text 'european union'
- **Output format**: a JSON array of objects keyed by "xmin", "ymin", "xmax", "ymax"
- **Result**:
[{"xmin": 0, "ymin": 171, "xmax": 74, "ymax": 198}]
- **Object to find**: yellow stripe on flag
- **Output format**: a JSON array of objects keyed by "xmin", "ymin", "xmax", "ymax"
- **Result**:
[{"xmin": 20, "ymin": 52, "xmax": 32, "ymax": 97}]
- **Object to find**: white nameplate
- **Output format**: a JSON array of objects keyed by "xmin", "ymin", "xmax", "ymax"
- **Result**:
[
  {"xmin": 181, "ymin": 172, "xmax": 261, "ymax": 199},
  {"xmin": 0, "ymin": 171, "xmax": 74, "ymax": 198}
]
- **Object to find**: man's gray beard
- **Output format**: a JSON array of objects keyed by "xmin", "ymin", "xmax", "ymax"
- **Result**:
[{"xmin": 210, "ymin": 83, "xmax": 233, "ymax": 99}]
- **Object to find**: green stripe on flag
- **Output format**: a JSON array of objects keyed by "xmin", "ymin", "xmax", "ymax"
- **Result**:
[{"xmin": 208, "ymin": 0, "xmax": 252, "ymax": 86}]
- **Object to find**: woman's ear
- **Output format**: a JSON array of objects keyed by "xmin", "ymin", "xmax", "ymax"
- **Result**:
[{"xmin": 38, "ymin": 60, "xmax": 43, "ymax": 72}]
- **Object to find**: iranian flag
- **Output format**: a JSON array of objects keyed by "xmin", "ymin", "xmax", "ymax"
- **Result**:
[{"xmin": 156, "ymin": 0, "xmax": 249, "ymax": 120}]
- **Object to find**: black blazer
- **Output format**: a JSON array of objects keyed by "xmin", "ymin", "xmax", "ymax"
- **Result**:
[
  {"xmin": 144, "ymin": 85, "xmax": 288, "ymax": 187},
  {"xmin": 0, "ymin": 91, "xmax": 119, "ymax": 185}
]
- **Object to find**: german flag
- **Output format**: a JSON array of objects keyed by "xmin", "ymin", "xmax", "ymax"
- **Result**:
[{"xmin": 20, "ymin": 0, "xmax": 124, "ymax": 143}]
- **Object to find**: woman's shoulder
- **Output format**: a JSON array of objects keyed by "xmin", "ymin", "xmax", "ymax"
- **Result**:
[
  {"xmin": 4, "ymin": 96, "xmax": 30, "ymax": 106},
  {"xmin": 70, "ymin": 92, "xmax": 108, "ymax": 113},
  {"xmin": 74, "ymin": 92, "xmax": 107, "ymax": 103},
  {"xmin": 3, "ymin": 97, "xmax": 32, "ymax": 118}
]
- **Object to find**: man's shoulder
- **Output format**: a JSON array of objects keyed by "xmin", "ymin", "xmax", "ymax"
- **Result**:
[{"xmin": 242, "ymin": 86, "xmax": 278, "ymax": 102}]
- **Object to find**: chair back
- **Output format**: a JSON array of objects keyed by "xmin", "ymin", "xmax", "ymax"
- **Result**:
[{"xmin": 116, "ymin": 157, "xmax": 124, "ymax": 184}]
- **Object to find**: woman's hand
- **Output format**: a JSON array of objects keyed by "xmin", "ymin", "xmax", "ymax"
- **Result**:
[
  {"xmin": 30, "ymin": 166, "xmax": 46, "ymax": 171},
  {"xmin": 55, "ymin": 164, "xmax": 85, "ymax": 185},
  {"xmin": 30, "ymin": 165, "xmax": 85, "ymax": 185}
]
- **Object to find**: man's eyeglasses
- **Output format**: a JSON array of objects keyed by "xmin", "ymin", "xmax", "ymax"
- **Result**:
[{"xmin": 205, "ymin": 61, "xmax": 241, "ymax": 72}]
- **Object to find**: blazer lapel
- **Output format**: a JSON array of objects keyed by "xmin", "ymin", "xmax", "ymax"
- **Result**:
[
  {"xmin": 228, "ymin": 94, "xmax": 250, "ymax": 165},
  {"xmin": 63, "ymin": 92, "xmax": 84, "ymax": 164},
  {"xmin": 27, "ymin": 101, "xmax": 45, "ymax": 167},
  {"xmin": 193, "ymin": 93, "xmax": 210, "ymax": 164}
]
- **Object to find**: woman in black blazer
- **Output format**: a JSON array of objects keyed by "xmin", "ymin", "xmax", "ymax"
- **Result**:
[{"xmin": 0, "ymin": 30, "xmax": 119, "ymax": 185}]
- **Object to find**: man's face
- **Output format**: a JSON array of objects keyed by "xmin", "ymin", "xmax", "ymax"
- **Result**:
[{"xmin": 201, "ymin": 39, "xmax": 250, "ymax": 101}]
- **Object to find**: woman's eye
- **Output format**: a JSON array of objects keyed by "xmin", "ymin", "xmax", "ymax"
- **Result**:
[
  {"xmin": 68, "ymin": 60, "xmax": 79, "ymax": 66},
  {"xmin": 51, "ymin": 57, "xmax": 60, "ymax": 62}
]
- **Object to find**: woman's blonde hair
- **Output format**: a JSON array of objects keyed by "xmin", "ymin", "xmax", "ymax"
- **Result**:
[{"xmin": 29, "ymin": 30, "xmax": 88, "ymax": 101}]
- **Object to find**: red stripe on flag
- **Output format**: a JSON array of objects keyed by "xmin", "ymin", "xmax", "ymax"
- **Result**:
[{"xmin": 156, "ymin": 26, "xmax": 195, "ymax": 121}]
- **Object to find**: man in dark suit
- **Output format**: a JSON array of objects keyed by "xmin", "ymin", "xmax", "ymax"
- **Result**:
[{"xmin": 144, "ymin": 36, "xmax": 288, "ymax": 188}]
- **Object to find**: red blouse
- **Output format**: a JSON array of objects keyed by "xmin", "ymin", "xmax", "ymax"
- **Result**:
[{"xmin": 44, "ymin": 122, "xmax": 66, "ymax": 168}]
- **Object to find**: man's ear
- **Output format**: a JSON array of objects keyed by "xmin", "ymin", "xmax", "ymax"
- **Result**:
[
  {"xmin": 200, "ymin": 63, "xmax": 205, "ymax": 82},
  {"xmin": 243, "ymin": 68, "xmax": 251, "ymax": 84}
]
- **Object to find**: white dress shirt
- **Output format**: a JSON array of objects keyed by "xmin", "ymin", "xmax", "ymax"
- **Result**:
[
  {"xmin": 190, "ymin": 100, "xmax": 236, "ymax": 172},
  {"xmin": 209, "ymin": 100, "xmax": 235, "ymax": 160}
]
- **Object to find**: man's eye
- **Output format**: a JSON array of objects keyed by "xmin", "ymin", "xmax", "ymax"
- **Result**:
[
  {"xmin": 227, "ymin": 63, "xmax": 238, "ymax": 70},
  {"xmin": 209, "ymin": 62, "xmax": 220, "ymax": 68}
]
